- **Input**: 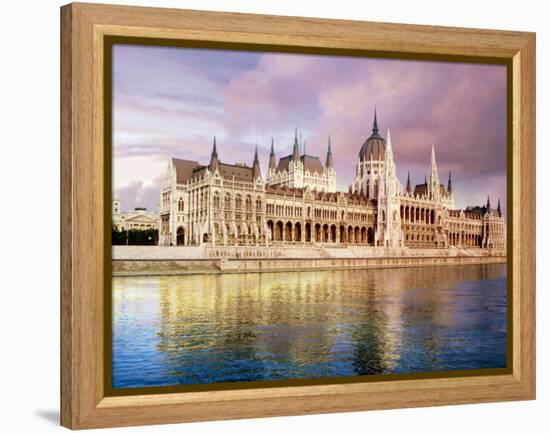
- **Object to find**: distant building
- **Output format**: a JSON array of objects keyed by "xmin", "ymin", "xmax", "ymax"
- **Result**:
[
  {"xmin": 158, "ymin": 110, "xmax": 506, "ymax": 251},
  {"xmin": 112, "ymin": 197, "xmax": 158, "ymax": 231}
]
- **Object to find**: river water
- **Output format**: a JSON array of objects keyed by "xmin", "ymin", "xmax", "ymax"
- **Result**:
[{"xmin": 112, "ymin": 263, "xmax": 507, "ymax": 389}]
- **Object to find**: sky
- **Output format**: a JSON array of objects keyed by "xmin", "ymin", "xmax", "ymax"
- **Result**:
[{"xmin": 112, "ymin": 44, "xmax": 507, "ymax": 216}]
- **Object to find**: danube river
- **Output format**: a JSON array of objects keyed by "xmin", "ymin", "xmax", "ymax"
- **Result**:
[{"xmin": 112, "ymin": 264, "xmax": 507, "ymax": 389}]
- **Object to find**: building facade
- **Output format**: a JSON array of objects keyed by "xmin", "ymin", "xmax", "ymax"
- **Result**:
[
  {"xmin": 112, "ymin": 198, "xmax": 158, "ymax": 231},
  {"xmin": 158, "ymin": 112, "xmax": 506, "ymax": 251}
]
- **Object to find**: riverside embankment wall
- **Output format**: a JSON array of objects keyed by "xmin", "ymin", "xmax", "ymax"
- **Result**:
[{"xmin": 112, "ymin": 254, "xmax": 506, "ymax": 277}]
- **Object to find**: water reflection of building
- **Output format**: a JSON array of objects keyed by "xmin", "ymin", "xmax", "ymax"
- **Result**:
[
  {"xmin": 158, "ymin": 110, "xmax": 506, "ymax": 252},
  {"xmin": 148, "ymin": 264, "xmax": 505, "ymax": 381}
]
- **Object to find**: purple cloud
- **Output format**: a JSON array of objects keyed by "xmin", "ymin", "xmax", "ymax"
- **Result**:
[{"xmin": 113, "ymin": 45, "xmax": 507, "ymax": 216}]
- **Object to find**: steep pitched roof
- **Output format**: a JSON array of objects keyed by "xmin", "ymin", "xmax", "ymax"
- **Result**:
[
  {"xmin": 219, "ymin": 162, "xmax": 254, "ymax": 182},
  {"xmin": 413, "ymin": 183, "xmax": 448, "ymax": 197},
  {"xmin": 276, "ymin": 154, "xmax": 324, "ymax": 175},
  {"xmin": 172, "ymin": 155, "xmax": 258, "ymax": 184},
  {"xmin": 172, "ymin": 158, "xmax": 200, "ymax": 184}
]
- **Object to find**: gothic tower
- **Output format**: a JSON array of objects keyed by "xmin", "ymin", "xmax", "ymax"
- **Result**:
[
  {"xmin": 288, "ymin": 128, "xmax": 304, "ymax": 189},
  {"xmin": 374, "ymin": 129, "xmax": 403, "ymax": 247},
  {"xmin": 209, "ymin": 136, "xmax": 219, "ymax": 173},
  {"xmin": 268, "ymin": 137, "xmax": 276, "ymax": 176},
  {"xmin": 428, "ymin": 145, "xmax": 440, "ymax": 202},
  {"xmin": 252, "ymin": 144, "xmax": 262, "ymax": 180}
]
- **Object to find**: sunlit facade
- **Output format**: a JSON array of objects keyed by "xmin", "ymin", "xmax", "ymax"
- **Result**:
[{"xmin": 158, "ymin": 112, "xmax": 506, "ymax": 251}]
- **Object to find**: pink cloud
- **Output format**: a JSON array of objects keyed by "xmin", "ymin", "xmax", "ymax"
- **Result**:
[{"xmin": 114, "ymin": 45, "xmax": 507, "ymax": 215}]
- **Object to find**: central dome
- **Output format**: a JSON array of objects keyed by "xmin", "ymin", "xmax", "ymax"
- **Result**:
[{"xmin": 359, "ymin": 110, "xmax": 386, "ymax": 161}]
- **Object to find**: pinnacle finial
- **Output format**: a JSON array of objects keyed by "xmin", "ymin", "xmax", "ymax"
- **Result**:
[
  {"xmin": 326, "ymin": 136, "xmax": 334, "ymax": 169},
  {"xmin": 373, "ymin": 107, "xmax": 379, "ymax": 135},
  {"xmin": 292, "ymin": 127, "xmax": 300, "ymax": 160},
  {"xmin": 268, "ymin": 137, "xmax": 276, "ymax": 171},
  {"xmin": 210, "ymin": 136, "xmax": 219, "ymax": 171},
  {"xmin": 448, "ymin": 171, "xmax": 453, "ymax": 193},
  {"xmin": 252, "ymin": 143, "xmax": 262, "ymax": 179},
  {"xmin": 486, "ymin": 195, "xmax": 491, "ymax": 210}
]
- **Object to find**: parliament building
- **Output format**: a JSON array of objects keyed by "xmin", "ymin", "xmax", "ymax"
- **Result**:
[{"xmin": 158, "ymin": 112, "xmax": 506, "ymax": 252}]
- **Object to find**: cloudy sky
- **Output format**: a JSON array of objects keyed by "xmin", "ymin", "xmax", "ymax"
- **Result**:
[{"xmin": 113, "ymin": 44, "xmax": 507, "ymax": 216}]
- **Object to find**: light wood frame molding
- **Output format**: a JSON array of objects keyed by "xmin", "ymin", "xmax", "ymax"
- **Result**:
[{"xmin": 60, "ymin": 2, "xmax": 535, "ymax": 429}]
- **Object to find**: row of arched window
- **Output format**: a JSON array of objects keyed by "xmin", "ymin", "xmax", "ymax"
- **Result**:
[
  {"xmin": 212, "ymin": 193, "xmax": 263, "ymax": 212},
  {"xmin": 400, "ymin": 205, "xmax": 435, "ymax": 224}
]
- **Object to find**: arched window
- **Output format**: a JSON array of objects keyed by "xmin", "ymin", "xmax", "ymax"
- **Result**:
[
  {"xmin": 256, "ymin": 197, "xmax": 262, "ymax": 212},
  {"xmin": 178, "ymin": 198, "xmax": 184, "ymax": 212},
  {"xmin": 224, "ymin": 193, "xmax": 231, "ymax": 209},
  {"xmin": 235, "ymin": 195, "xmax": 242, "ymax": 210}
]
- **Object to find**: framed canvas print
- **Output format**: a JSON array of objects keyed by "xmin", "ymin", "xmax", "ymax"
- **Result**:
[{"xmin": 60, "ymin": 3, "xmax": 536, "ymax": 429}]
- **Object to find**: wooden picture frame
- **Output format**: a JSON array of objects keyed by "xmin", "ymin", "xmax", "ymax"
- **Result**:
[{"xmin": 60, "ymin": 2, "xmax": 536, "ymax": 429}]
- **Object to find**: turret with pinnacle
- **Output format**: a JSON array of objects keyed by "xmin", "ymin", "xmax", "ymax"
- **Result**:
[
  {"xmin": 268, "ymin": 137, "xmax": 276, "ymax": 172},
  {"xmin": 292, "ymin": 127, "xmax": 300, "ymax": 161},
  {"xmin": 252, "ymin": 144, "xmax": 262, "ymax": 180},
  {"xmin": 209, "ymin": 136, "xmax": 219, "ymax": 172},
  {"xmin": 325, "ymin": 136, "xmax": 334, "ymax": 170}
]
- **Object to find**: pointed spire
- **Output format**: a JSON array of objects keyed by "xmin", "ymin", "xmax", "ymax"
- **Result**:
[
  {"xmin": 292, "ymin": 127, "xmax": 300, "ymax": 160},
  {"xmin": 268, "ymin": 137, "xmax": 276, "ymax": 171},
  {"xmin": 252, "ymin": 143, "xmax": 261, "ymax": 179},
  {"xmin": 372, "ymin": 107, "xmax": 379, "ymax": 135},
  {"xmin": 428, "ymin": 145, "xmax": 440, "ymax": 199},
  {"xmin": 424, "ymin": 173, "xmax": 427, "ymax": 185},
  {"xmin": 447, "ymin": 171, "xmax": 453, "ymax": 194},
  {"xmin": 406, "ymin": 171, "xmax": 412, "ymax": 194},
  {"xmin": 486, "ymin": 195, "xmax": 491, "ymax": 211},
  {"xmin": 385, "ymin": 128, "xmax": 393, "ymax": 158},
  {"xmin": 209, "ymin": 136, "xmax": 219, "ymax": 172},
  {"xmin": 497, "ymin": 197, "xmax": 501, "ymax": 217},
  {"xmin": 253, "ymin": 143, "xmax": 259, "ymax": 164},
  {"xmin": 325, "ymin": 135, "xmax": 334, "ymax": 169}
]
